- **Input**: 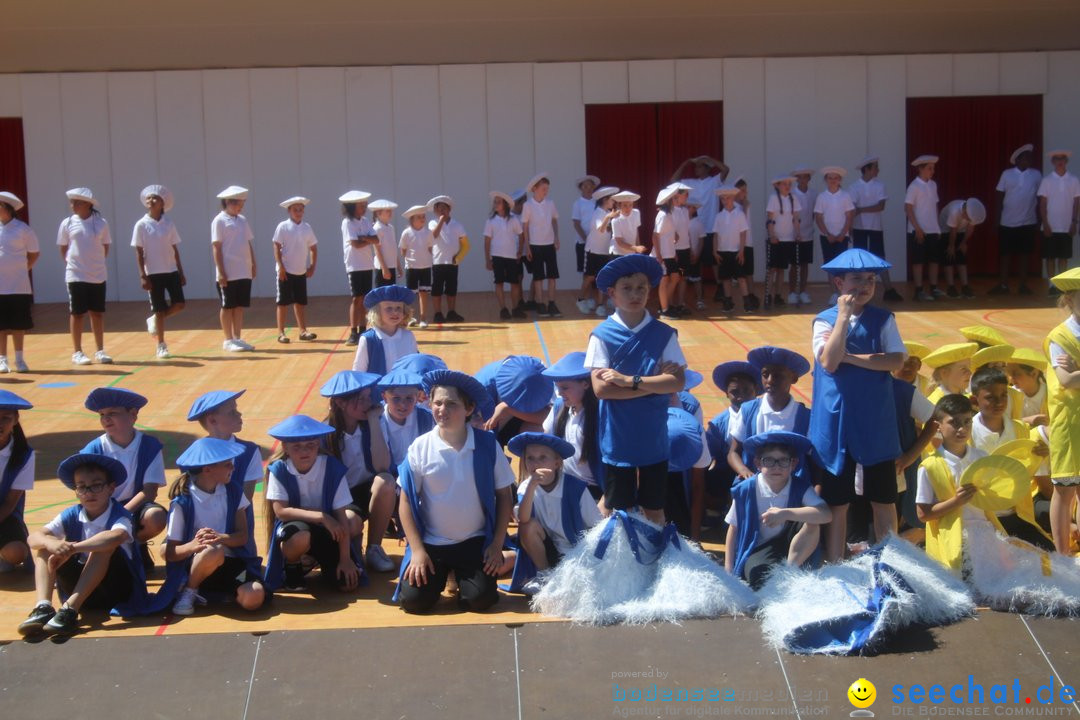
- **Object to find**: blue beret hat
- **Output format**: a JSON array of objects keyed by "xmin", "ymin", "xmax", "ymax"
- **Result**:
[
  {"xmin": 363, "ymin": 284, "xmax": 416, "ymax": 309},
  {"xmin": 187, "ymin": 390, "xmax": 245, "ymax": 421},
  {"xmin": 175, "ymin": 437, "xmax": 246, "ymax": 474},
  {"xmin": 747, "ymin": 346, "xmax": 810, "ymax": 379},
  {"xmin": 84, "ymin": 387, "xmax": 148, "ymax": 412},
  {"xmin": 595, "ymin": 254, "xmax": 663, "ymax": 293},
  {"xmin": 422, "ymin": 370, "xmax": 495, "ymax": 419},
  {"xmin": 320, "ymin": 371, "xmax": 381, "ymax": 398},
  {"xmin": 506, "ymin": 432, "xmax": 575, "ymax": 460},
  {"xmin": 542, "ymin": 352, "xmax": 590, "ymax": 381},
  {"xmin": 0, "ymin": 390, "xmax": 32, "ymax": 410},
  {"xmin": 494, "ymin": 356, "xmax": 552, "ymax": 414},
  {"xmin": 390, "ymin": 353, "xmax": 447, "ymax": 376},
  {"xmin": 742, "ymin": 431, "xmax": 813, "ymax": 460},
  {"xmin": 377, "ymin": 369, "xmax": 425, "ymax": 392},
  {"xmin": 820, "ymin": 248, "xmax": 891, "ymax": 275},
  {"xmin": 267, "ymin": 415, "xmax": 336, "ymax": 442},
  {"xmin": 683, "ymin": 369, "xmax": 704, "ymax": 391},
  {"xmin": 712, "ymin": 361, "xmax": 763, "ymax": 394},
  {"xmin": 57, "ymin": 453, "xmax": 127, "ymax": 490},
  {"xmin": 667, "ymin": 408, "xmax": 704, "ymax": 473}
]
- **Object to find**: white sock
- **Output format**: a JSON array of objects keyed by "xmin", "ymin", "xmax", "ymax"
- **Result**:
[{"xmin": 14, "ymin": 351, "xmax": 23, "ymax": 362}]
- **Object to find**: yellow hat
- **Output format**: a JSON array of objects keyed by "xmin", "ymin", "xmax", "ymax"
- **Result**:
[
  {"xmin": 904, "ymin": 341, "xmax": 931, "ymax": 360},
  {"xmin": 992, "ymin": 438, "xmax": 1043, "ymax": 476},
  {"xmin": 1010, "ymin": 347, "xmax": 1047, "ymax": 371},
  {"xmin": 971, "ymin": 344, "xmax": 1015, "ymax": 371},
  {"xmin": 961, "ymin": 455, "xmax": 1030, "ymax": 513},
  {"xmin": 1050, "ymin": 267, "xmax": 1080, "ymax": 292},
  {"xmin": 923, "ymin": 342, "xmax": 978, "ymax": 369},
  {"xmin": 959, "ymin": 325, "xmax": 1007, "ymax": 347}
]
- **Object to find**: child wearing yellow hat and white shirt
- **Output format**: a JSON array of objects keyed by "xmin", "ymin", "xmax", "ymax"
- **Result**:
[
  {"xmin": 923, "ymin": 342, "xmax": 977, "ymax": 405},
  {"xmin": 1044, "ymin": 267, "xmax": 1080, "ymax": 553}
]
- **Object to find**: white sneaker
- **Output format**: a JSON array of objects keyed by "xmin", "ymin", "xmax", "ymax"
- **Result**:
[
  {"xmin": 0, "ymin": 357, "xmax": 9, "ymax": 373},
  {"xmin": 417, "ymin": 320, "xmax": 429, "ymax": 329},
  {"xmin": 72, "ymin": 351, "xmax": 92, "ymax": 366},
  {"xmin": 787, "ymin": 292, "xmax": 800, "ymax": 306},
  {"xmin": 94, "ymin": 350, "xmax": 113, "ymax": 364},
  {"xmin": 521, "ymin": 577, "xmax": 544, "ymax": 596},
  {"xmin": 799, "ymin": 291, "xmax": 811, "ymax": 304},
  {"xmin": 234, "ymin": 339, "xmax": 254, "ymax": 351},
  {"xmin": 575, "ymin": 299, "xmax": 591, "ymax": 314},
  {"xmin": 585, "ymin": 298, "xmax": 597, "ymax": 311},
  {"xmin": 365, "ymin": 545, "xmax": 396, "ymax": 573},
  {"xmin": 595, "ymin": 305, "xmax": 609, "ymax": 317},
  {"xmin": 13, "ymin": 358, "xmax": 28, "ymax": 373},
  {"xmin": 146, "ymin": 314, "xmax": 158, "ymax": 336},
  {"xmin": 156, "ymin": 343, "xmax": 170, "ymax": 359},
  {"xmin": 172, "ymin": 587, "xmax": 205, "ymax": 616},
  {"xmin": 224, "ymin": 339, "xmax": 244, "ymax": 352}
]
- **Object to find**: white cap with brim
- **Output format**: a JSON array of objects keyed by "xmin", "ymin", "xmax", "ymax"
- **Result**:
[
  {"xmin": 821, "ymin": 166, "xmax": 847, "ymax": 178},
  {"xmin": 140, "ymin": 184, "xmax": 174, "ymax": 212},
  {"xmin": 593, "ymin": 186, "xmax": 619, "ymax": 201},
  {"xmin": 911, "ymin": 155, "xmax": 939, "ymax": 167},
  {"xmin": 576, "ymin": 175, "xmax": 600, "ymax": 187},
  {"xmin": 790, "ymin": 166, "xmax": 815, "ymax": 177},
  {"xmin": 279, "ymin": 196, "xmax": 310, "ymax": 209},
  {"xmin": 216, "ymin": 185, "xmax": 249, "ymax": 200},
  {"xmin": 656, "ymin": 186, "xmax": 680, "ymax": 205},
  {"xmin": 716, "ymin": 187, "xmax": 740, "ymax": 198},
  {"xmin": 526, "ymin": 173, "xmax": 549, "ymax": 192},
  {"xmin": 771, "ymin": 175, "xmax": 796, "ymax": 186},
  {"xmin": 489, "ymin": 191, "xmax": 514, "ymax": 207},
  {"xmin": 964, "ymin": 198, "xmax": 987, "ymax": 226},
  {"xmin": 403, "ymin": 205, "xmax": 428, "ymax": 219},
  {"xmin": 1048, "ymin": 149, "xmax": 1073, "ymax": 159},
  {"xmin": 66, "ymin": 187, "xmax": 96, "ymax": 206},
  {"xmin": 338, "ymin": 190, "xmax": 371, "ymax": 204},
  {"xmin": 856, "ymin": 155, "xmax": 879, "ymax": 170},
  {"xmin": 1010, "ymin": 144, "xmax": 1034, "ymax": 165},
  {"xmin": 612, "ymin": 191, "xmax": 640, "ymax": 203},
  {"xmin": 667, "ymin": 182, "xmax": 693, "ymax": 193},
  {"xmin": 0, "ymin": 192, "xmax": 24, "ymax": 212},
  {"xmin": 368, "ymin": 199, "xmax": 398, "ymax": 211},
  {"xmin": 428, "ymin": 195, "xmax": 453, "ymax": 208}
]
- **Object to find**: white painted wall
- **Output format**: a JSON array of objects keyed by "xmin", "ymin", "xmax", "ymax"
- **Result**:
[{"xmin": 6, "ymin": 51, "xmax": 1078, "ymax": 304}]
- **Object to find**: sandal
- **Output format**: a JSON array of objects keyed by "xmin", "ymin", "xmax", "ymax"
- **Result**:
[
  {"xmin": 277, "ymin": 334, "xmax": 290, "ymax": 344},
  {"xmin": 298, "ymin": 331, "xmax": 317, "ymax": 341}
]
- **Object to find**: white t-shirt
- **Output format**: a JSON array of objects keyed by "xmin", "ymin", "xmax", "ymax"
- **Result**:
[
  {"xmin": 688, "ymin": 216, "xmax": 706, "ymax": 257},
  {"xmin": 654, "ymin": 210, "xmax": 677, "ymax": 259},
  {"xmin": 341, "ymin": 425, "xmax": 376, "ymax": 488},
  {"xmin": 996, "ymin": 167, "xmax": 1041, "ymax": 228},
  {"xmin": 611, "ymin": 211, "xmax": 641, "ymax": 255},
  {"xmin": 401, "ymin": 426, "xmax": 515, "ymax": 546},
  {"xmin": 384, "ymin": 411, "xmax": 420, "ymax": 468},
  {"xmin": 400, "ymin": 226, "xmax": 434, "ymax": 270},
  {"xmin": 915, "ymin": 446, "xmax": 987, "ymax": 508},
  {"xmin": 44, "ymin": 504, "xmax": 134, "ymax": 559},
  {"xmin": 483, "ymin": 215, "xmax": 522, "ymax": 259},
  {"xmin": 572, "ymin": 196, "xmax": 595, "ymax": 241},
  {"xmin": 970, "ymin": 413, "xmax": 1019, "ymax": 454},
  {"xmin": 584, "ymin": 207, "xmax": 611, "ymax": 256},
  {"xmin": 793, "ymin": 186, "xmax": 818, "ymax": 243},
  {"xmin": 673, "ymin": 206, "xmax": 691, "ymax": 251},
  {"xmin": 712, "ymin": 208, "xmax": 749, "ymax": 253},
  {"xmin": 905, "ymin": 178, "xmax": 941, "ymax": 234},
  {"xmin": 57, "ymin": 214, "xmax": 111, "ymax": 284},
  {"xmin": 850, "ymin": 178, "xmax": 887, "ymax": 232},
  {"xmin": 939, "ymin": 200, "xmax": 976, "ymax": 236},
  {"xmin": 683, "ymin": 175, "xmax": 722, "ymax": 231},
  {"xmin": 765, "ymin": 193, "xmax": 801, "ymax": 242},
  {"xmin": 521, "ymin": 198, "xmax": 558, "ymax": 246},
  {"xmin": 728, "ymin": 395, "xmax": 802, "ymax": 443},
  {"xmin": 811, "ymin": 312, "xmax": 907, "ymax": 359},
  {"xmin": 165, "ymin": 484, "xmax": 252, "ymax": 558},
  {"xmin": 341, "ymin": 217, "xmax": 375, "ymax": 272},
  {"xmin": 517, "ymin": 473, "xmax": 603, "ymax": 554},
  {"xmin": 272, "ymin": 219, "xmax": 317, "ymax": 276},
  {"xmin": 1037, "ymin": 171, "xmax": 1080, "ymax": 233},
  {"xmin": 543, "ymin": 404, "xmax": 594, "ymax": 485},
  {"xmin": 230, "ymin": 435, "xmax": 263, "ymax": 485},
  {"xmin": 211, "ymin": 211, "xmax": 254, "ymax": 282},
  {"xmin": 429, "ymin": 217, "xmax": 466, "ymax": 266},
  {"xmin": 814, "ymin": 189, "xmax": 856, "ymax": 236},
  {"xmin": 265, "ymin": 455, "xmax": 352, "ymax": 511},
  {"xmin": 0, "ymin": 218, "xmax": 39, "ymax": 295},
  {"xmin": 584, "ymin": 311, "xmax": 687, "ymax": 369},
  {"xmin": 1020, "ymin": 379, "xmax": 1047, "ymax": 419},
  {"xmin": 723, "ymin": 474, "xmax": 826, "ymax": 543},
  {"xmin": 1048, "ymin": 314, "xmax": 1080, "ymax": 364},
  {"xmin": 351, "ymin": 325, "xmax": 419, "ymax": 373},
  {"xmin": 373, "ymin": 221, "xmax": 399, "ymax": 271},
  {"xmin": 0, "ymin": 442, "xmax": 34, "ymax": 491},
  {"xmin": 131, "ymin": 215, "xmax": 181, "ymax": 276},
  {"xmin": 98, "ymin": 432, "xmax": 166, "ymax": 503}
]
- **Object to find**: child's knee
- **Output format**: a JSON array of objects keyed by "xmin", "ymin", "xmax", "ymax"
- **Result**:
[
  {"xmin": 399, "ymin": 585, "xmax": 439, "ymax": 614},
  {"xmin": 282, "ymin": 530, "xmax": 311, "ymax": 555},
  {"xmin": 459, "ymin": 579, "xmax": 499, "ymax": 612},
  {"xmin": 1, "ymin": 541, "xmax": 27, "ymax": 564},
  {"xmin": 237, "ymin": 582, "xmax": 266, "ymax": 610},
  {"xmin": 198, "ymin": 544, "xmax": 227, "ymax": 567},
  {"xmin": 140, "ymin": 507, "xmax": 167, "ymax": 536}
]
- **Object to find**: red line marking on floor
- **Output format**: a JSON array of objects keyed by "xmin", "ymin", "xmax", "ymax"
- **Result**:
[
  {"xmin": 707, "ymin": 318, "xmax": 812, "ymax": 404},
  {"xmin": 980, "ymin": 309, "xmax": 1035, "ymax": 330}
]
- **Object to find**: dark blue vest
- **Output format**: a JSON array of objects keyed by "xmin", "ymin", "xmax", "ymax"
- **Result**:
[
  {"xmin": 361, "ymin": 328, "xmax": 387, "ymax": 374},
  {"xmin": 0, "ymin": 445, "xmax": 33, "ymax": 525},
  {"xmin": 59, "ymin": 499, "xmax": 149, "ymax": 617},
  {"xmin": 551, "ymin": 397, "xmax": 605, "ymax": 491},
  {"xmin": 735, "ymin": 396, "xmax": 813, "ymax": 482},
  {"xmin": 82, "ymin": 433, "xmax": 164, "ymax": 501},
  {"xmin": 504, "ymin": 472, "xmax": 592, "ymax": 593},
  {"xmin": 730, "ymin": 471, "xmax": 812, "ymax": 580},
  {"xmin": 228, "ymin": 438, "xmax": 260, "ymax": 557}
]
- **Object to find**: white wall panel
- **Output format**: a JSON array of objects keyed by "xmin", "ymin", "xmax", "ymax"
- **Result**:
[
  {"xmin": 582, "ymin": 62, "xmax": 627, "ymax": 105},
  {"xmin": 628, "ymin": 60, "xmax": 675, "ymax": 103},
  {"xmin": 906, "ymin": 55, "xmax": 953, "ymax": 97},
  {"xmin": 1000, "ymin": 52, "xmax": 1047, "ymax": 96},
  {"xmin": 723, "ymin": 58, "xmax": 766, "ymax": 281},
  {"xmin": 866, "ymin": 56, "xmax": 909, "ymax": 281},
  {"xmin": 814, "ymin": 57, "xmax": 868, "ymax": 169},
  {"xmin": 0, "ymin": 75, "xmax": 21, "ymax": 116},
  {"xmin": 344, "ymin": 66, "xmax": 395, "ymax": 199},
  {"xmin": 391, "ymin": 66, "xmax": 442, "ymax": 215},
  {"xmin": 953, "ymin": 53, "xmax": 1000, "ymax": 96},
  {"xmin": 484, "ymin": 63, "xmax": 534, "ymax": 192},
  {"xmin": 675, "ymin": 59, "xmax": 723, "ymax": 102},
  {"xmin": 764, "ymin": 58, "xmax": 815, "ymax": 180}
]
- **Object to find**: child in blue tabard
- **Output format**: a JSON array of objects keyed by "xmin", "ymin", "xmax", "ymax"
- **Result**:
[
  {"xmin": 542, "ymin": 352, "xmax": 604, "ymax": 502},
  {"xmin": 663, "ymin": 406, "xmax": 709, "ymax": 538},
  {"xmin": 153, "ymin": 438, "xmax": 265, "ymax": 616},
  {"xmin": 351, "ymin": 285, "xmax": 419, "ymax": 374},
  {"xmin": 810, "ymin": 249, "xmax": 906, "ymax": 562},
  {"xmin": 724, "ymin": 432, "xmax": 830, "ymax": 590},
  {"xmin": 321, "ymin": 370, "xmax": 397, "ymax": 573},
  {"xmin": 263, "ymin": 415, "xmax": 363, "ymax": 592},
  {"xmin": 80, "ymin": 387, "xmax": 166, "ymax": 571},
  {"xmin": 706, "ymin": 362, "xmax": 762, "ymax": 527},
  {"xmin": 187, "ymin": 389, "xmax": 264, "ymax": 558},
  {"xmin": 0, "ymin": 391, "xmax": 34, "ymax": 573},
  {"xmin": 585, "ymin": 254, "xmax": 687, "ymax": 525},
  {"xmin": 727, "ymin": 346, "xmax": 811, "ymax": 482},
  {"xmin": 396, "ymin": 370, "xmax": 515, "ymax": 613},
  {"xmin": 476, "ymin": 355, "xmax": 552, "ymax": 447},
  {"xmin": 19, "ymin": 454, "xmax": 148, "ymax": 636}
]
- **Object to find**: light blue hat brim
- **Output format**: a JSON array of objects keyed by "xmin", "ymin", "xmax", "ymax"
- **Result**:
[
  {"xmin": 176, "ymin": 437, "xmax": 246, "ymax": 473},
  {"xmin": 506, "ymin": 432, "xmax": 575, "ymax": 459},
  {"xmin": 187, "ymin": 389, "xmax": 245, "ymax": 421}
]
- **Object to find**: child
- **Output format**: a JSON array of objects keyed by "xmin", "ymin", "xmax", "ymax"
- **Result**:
[
  {"xmin": 850, "ymin": 156, "xmax": 903, "ymax": 302},
  {"xmin": 610, "ymin": 191, "xmax": 644, "ymax": 257},
  {"xmin": 670, "ymin": 183, "xmax": 694, "ymax": 315},
  {"xmin": 155, "ymin": 438, "xmax": 265, "ymax": 615},
  {"xmin": 727, "ymin": 346, "xmax": 811, "ymax": 480},
  {"xmin": 938, "ymin": 197, "xmax": 987, "ymax": 299},
  {"xmin": 272, "ymin": 196, "xmax": 318, "ymax": 344},
  {"xmin": 351, "ymin": 284, "xmax": 419, "ymax": 374},
  {"xmin": 576, "ymin": 186, "xmax": 618, "ymax": 316},
  {"xmin": 725, "ymin": 431, "xmax": 830, "ymax": 590},
  {"xmin": 572, "ymin": 174, "xmax": 600, "ymax": 274},
  {"xmin": 0, "ymin": 390, "xmax": 34, "ymax": 572},
  {"xmin": 686, "ymin": 199, "xmax": 707, "ymax": 311},
  {"xmin": 813, "ymin": 166, "xmax": 855, "ymax": 269},
  {"xmin": 991, "ymin": 144, "xmax": 1040, "ymax": 296},
  {"xmin": 398, "ymin": 204, "xmax": 432, "ymax": 327},
  {"xmin": 810, "ymin": 248, "xmax": 905, "ymax": 562},
  {"xmin": 923, "ymin": 343, "xmax": 977, "ymax": 405},
  {"xmin": 1008, "ymin": 348, "xmax": 1048, "ymax": 426},
  {"xmin": 1037, "ymin": 150, "xmax": 1080, "ymax": 294},
  {"xmin": 509, "ymin": 432, "xmax": 603, "ymax": 582},
  {"xmin": 959, "ymin": 323, "xmax": 1007, "ymax": 349},
  {"xmin": 969, "ymin": 366, "xmax": 1031, "ymax": 454},
  {"xmin": 58, "ymin": 187, "xmax": 113, "ymax": 365},
  {"xmin": 541, "ymin": 352, "xmax": 604, "ymax": 500},
  {"xmin": 321, "ymin": 370, "xmax": 397, "ymax": 572},
  {"xmin": 1044, "ymin": 267, "xmax": 1080, "ymax": 553},
  {"xmin": 969, "ymin": 343, "xmax": 1025, "ymax": 421},
  {"xmin": 263, "ymin": 415, "xmax": 363, "ymax": 592},
  {"xmin": 80, "ymin": 387, "xmax": 166, "ymax": 572},
  {"xmin": 339, "ymin": 189, "xmax": 376, "ymax": 345},
  {"xmin": 476, "ymin": 355, "xmax": 552, "ymax": 447},
  {"xmin": 764, "ymin": 175, "xmax": 801, "ymax": 310},
  {"xmin": 521, "ymin": 174, "xmax": 561, "ymax": 317},
  {"xmin": 212, "ymin": 185, "xmax": 256, "ymax": 352},
  {"xmin": 654, "ymin": 184, "xmax": 684, "ymax": 319},
  {"xmin": 790, "ymin": 167, "xmax": 816, "ymax": 305},
  {"xmin": 670, "ymin": 155, "xmax": 729, "ymax": 243},
  {"xmin": 484, "ymin": 191, "xmax": 526, "ymax": 320},
  {"xmin": 891, "ymin": 364, "xmax": 939, "ymax": 538},
  {"xmin": 706, "ymin": 361, "xmax": 762, "ymax": 522},
  {"xmin": 905, "ymin": 155, "xmax": 942, "ymax": 301},
  {"xmin": 712, "ymin": 187, "xmax": 750, "ymax": 313},
  {"xmin": 396, "ymin": 370, "xmax": 515, "ymax": 613},
  {"xmin": 733, "ymin": 178, "xmax": 760, "ymax": 311},
  {"xmin": 19, "ymin": 454, "xmax": 148, "ymax": 636},
  {"xmin": 372, "ymin": 198, "xmax": 400, "ymax": 289},
  {"xmin": 586, "ymin": 254, "xmax": 686, "ymax": 524},
  {"xmin": 377, "ymin": 368, "xmax": 436, "ymax": 483},
  {"xmin": 428, "ymin": 195, "xmax": 467, "ymax": 323},
  {"xmin": 0, "ymin": 191, "xmax": 37, "ymax": 373},
  {"xmin": 132, "ymin": 184, "xmax": 185, "ymax": 359}
]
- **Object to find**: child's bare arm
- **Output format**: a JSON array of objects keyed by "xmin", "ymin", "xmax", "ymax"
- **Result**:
[
  {"xmin": 270, "ymin": 500, "xmax": 326, "ymax": 527},
  {"xmin": 724, "ymin": 523, "xmax": 736, "ymax": 573},
  {"xmin": 727, "ymin": 442, "xmax": 754, "ymax": 480},
  {"xmin": 843, "ymin": 352, "xmax": 905, "ymax": 372},
  {"xmin": 916, "ymin": 485, "xmax": 976, "ymax": 523},
  {"xmin": 896, "ymin": 419, "xmax": 939, "ymax": 473}
]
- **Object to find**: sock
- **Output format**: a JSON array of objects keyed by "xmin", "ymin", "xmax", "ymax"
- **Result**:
[{"xmin": 14, "ymin": 351, "xmax": 23, "ymax": 362}]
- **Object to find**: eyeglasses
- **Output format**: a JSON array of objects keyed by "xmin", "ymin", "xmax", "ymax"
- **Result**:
[
  {"xmin": 758, "ymin": 456, "xmax": 793, "ymax": 469},
  {"xmin": 74, "ymin": 482, "xmax": 109, "ymax": 496}
]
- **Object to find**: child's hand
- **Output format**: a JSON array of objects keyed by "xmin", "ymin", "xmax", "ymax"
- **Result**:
[
  {"xmin": 482, "ymin": 542, "xmax": 503, "ymax": 576},
  {"xmin": 634, "ymin": 245, "xmax": 647, "ymax": 254},
  {"xmin": 51, "ymin": 540, "xmax": 76, "ymax": 564},
  {"xmin": 760, "ymin": 507, "xmax": 787, "ymax": 527},
  {"xmin": 321, "ymin": 513, "xmax": 346, "ymax": 543},
  {"xmin": 1054, "ymin": 354, "xmax": 1077, "ymax": 373},
  {"xmin": 486, "ymin": 257, "xmax": 493, "ymax": 271},
  {"xmin": 1033, "ymin": 442, "xmax": 1050, "ymax": 458},
  {"xmin": 658, "ymin": 360, "xmax": 683, "ymax": 376},
  {"xmin": 483, "ymin": 402, "xmax": 512, "ymax": 431},
  {"xmin": 736, "ymin": 249, "xmax": 745, "ymax": 265},
  {"xmin": 382, "ymin": 268, "xmax": 392, "ymax": 280},
  {"xmin": 306, "ymin": 266, "xmax": 315, "ymax": 279},
  {"xmin": 278, "ymin": 267, "xmax": 286, "ymax": 281},
  {"xmin": 954, "ymin": 484, "xmax": 977, "ymax": 505},
  {"xmin": 915, "ymin": 229, "xmax": 925, "ymax": 242},
  {"xmin": 405, "ymin": 548, "xmax": 434, "ymax": 586},
  {"xmin": 737, "ymin": 467, "xmax": 755, "ymax": 480},
  {"xmin": 337, "ymin": 560, "xmax": 360, "ymax": 590},
  {"xmin": 598, "ymin": 369, "xmax": 631, "ymax": 387},
  {"xmin": 836, "ymin": 293, "xmax": 856, "ymax": 316},
  {"xmin": 532, "ymin": 467, "xmax": 555, "ymax": 483}
]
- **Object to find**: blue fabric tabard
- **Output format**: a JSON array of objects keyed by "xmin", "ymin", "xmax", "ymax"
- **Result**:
[
  {"xmin": 361, "ymin": 329, "xmax": 387, "ymax": 375},
  {"xmin": 82, "ymin": 433, "xmax": 164, "ymax": 501},
  {"xmin": 730, "ymin": 471, "xmax": 812, "ymax": 580}
]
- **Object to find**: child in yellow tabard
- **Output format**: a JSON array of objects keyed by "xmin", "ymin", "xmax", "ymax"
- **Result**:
[
  {"xmin": 1043, "ymin": 268, "xmax": 1080, "ymax": 555},
  {"xmin": 923, "ymin": 343, "xmax": 976, "ymax": 405}
]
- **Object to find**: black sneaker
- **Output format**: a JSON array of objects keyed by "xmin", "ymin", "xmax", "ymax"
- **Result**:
[
  {"xmin": 18, "ymin": 602, "xmax": 55, "ymax": 637},
  {"xmin": 511, "ymin": 307, "xmax": 527, "ymax": 319},
  {"xmin": 961, "ymin": 285, "xmax": 976, "ymax": 299},
  {"xmin": 946, "ymin": 285, "xmax": 960, "ymax": 299},
  {"xmin": 43, "ymin": 605, "xmax": 79, "ymax": 636},
  {"xmin": 713, "ymin": 288, "xmax": 726, "ymax": 302},
  {"xmin": 659, "ymin": 309, "xmax": 680, "ymax": 319},
  {"xmin": 446, "ymin": 310, "xmax": 465, "ymax": 323},
  {"xmin": 722, "ymin": 297, "xmax": 735, "ymax": 313},
  {"xmin": 524, "ymin": 300, "xmax": 538, "ymax": 311},
  {"xmin": 499, "ymin": 307, "xmax": 511, "ymax": 320},
  {"xmin": 677, "ymin": 305, "xmax": 693, "ymax": 316},
  {"xmin": 1049, "ymin": 286, "xmax": 1062, "ymax": 297},
  {"xmin": 433, "ymin": 312, "xmax": 446, "ymax": 324},
  {"xmin": 284, "ymin": 563, "xmax": 307, "ymax": 591},
  {"xmin": 744, "ymin": 294, "xmax": 760, "ymax": 312},
  {"xmin": 547, "ymin": 302, "xmax": 562, "ymax": 318},
  {"xmin": 140, "ymin": 543, "xmax": 155, "ymax": 574},
  {"xmin": 1018, "ymin": 284, "xmax": 1033, "ymax": 296},
  {"xmin": 773, "ymin": 294, "xmax": 785, "ymax": 307},
  {"xmin": 346, "ymin": 328, "xmax": 361, "ymax": 346},
  {"xmin": 536, "ymin": 303, "xmax": 551, "ymax": 317},
  {"xmin": 987, "ymin": 283, "xmax": 1010, "ymax": 296},
  {"xmin": 883, "ymin": 288, "xmax": 904, "ymax": 302}
]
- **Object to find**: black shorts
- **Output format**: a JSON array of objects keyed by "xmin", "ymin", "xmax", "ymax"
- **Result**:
[
  {"xmin": 675, "ymin": 248, "xmax": 692, "ymax": 275},
  {"xmin": 1043, "ymin": 232, "xmax": 1074, "ymax": 260},
  {"xmin": 375, "ymin": 268, "xmax": 397, "ymax": 288},
  {"xmin": 819, "ymin": 235, "xmax": 848, "ymax": 265},
  {"xmin": 941, "ymin": 234, "xmax": 967, "ymax": 267},
  {"xmin": 529, "ymin": 244, "xmax": 559, "ymax": 281},
  {"xmin": 715, "ymin": 251, "xmax": 742, "ymax": 280},
  {"xmin": 793, "ymin": 240, "xmax": 814, "ymax": 265},
  {"xmin": 575, "ymin": 241, "xmax": 585, "ymax": 273},
  {"xmin": 700, "ymin": 236, "xmax": 716, "ymax": 267},
  {"xmin": 661, "ymin": 257, "xmax": 680, "ymax": 276},
  {"xmin": 431, "ymin": 264, "xmax": 458, "ymax": 297},
  {"xmin": 908, "ymin": 232, "xmax": 942, "ymax": 266},
  {"xmin": 406, "ymin": 267, "xmax": 433, "ymax": 292},
  {"xmin": 200, "ymin": 556, "xmax": 260, "ymax": 595},
  {"xmin": 542, "ymin": 534, "xmax": 563, "ymax": 568},
  {"xmin": 348, "ymin": 270, "xmax": 374, "ymax": 297},
  {"xmin": 604, "ymin": 460, "xmax": 669, "ymax": 512},
  {"xmin": 398, "ymin": 535, "xmax": 498, "ymax": 613},
  {"xmin": 217, "ymin": 278, "xmax": 252, "ymax": 309},
  {"xmin": 583, "ymin": 251, "xmax": 610, "ymax": 278},
  {"xmin": 739, "ymin": 246, "xmax": 755, "ymax": 278},
  {"xmin": 818, "ymin": 457, "xmax": 897, "ymax": 506},
  {"xmin": 997, "ymin": 513, "xmax": 1055, "ymax": 552},
  {"xmin": 766, "ymin": 242, "xmax": 793, "ymax": 270},
  {"xmin": 851, "ymin": 229, "xmax": 886, "ymax": 259},
  {"xmin": 0, "ymin": 512, "xmax": 28, "ymax": 545},
  {"xmin": 740, "ymin": 522, "xmax": 801, "ymax": 590},
  {"xmin": 56, "ymin": 549, "xmax": 133, "ymax": 611},
  {"xmin": 347, "ymin": 482, "xmax": 373, "ymax": 519},
  {"xmin": 999, "ymin": 224, "xmax": 1036, "ymax": 257},
  {"xmin": 492, "ymin": 256, "xmax": 522, "ymax": 285},
  {"xmin": 147, "ymin": 271, "xmax": 185, "ymax": 313},
  {"xmin": 276, "ymin": 272, "xmax": 308, "ymax": 306},
  {"xmin": 276, "ymin": 520, "xmax": 342, "ymax": 575},
  {"xmin": 68, "ymin": 281, "xmax": 106, "ymax": 315},
  {"xmin": 0, "ymin": 294, "xmax": 33, "ymax": 331}
]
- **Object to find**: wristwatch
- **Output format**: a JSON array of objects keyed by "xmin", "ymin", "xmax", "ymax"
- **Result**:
[{"xmin": 631, "ymin": 375, "xmax": 642, "ymax": 391}]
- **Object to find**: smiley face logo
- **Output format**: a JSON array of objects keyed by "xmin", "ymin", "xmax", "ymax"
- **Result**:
[{"xmin": 848, "ymin": 678, "xmax": 877, "ymax": 709}]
